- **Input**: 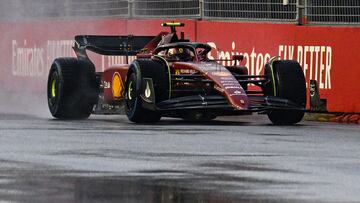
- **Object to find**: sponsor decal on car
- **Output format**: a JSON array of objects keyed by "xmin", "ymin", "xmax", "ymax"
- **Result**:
[
  {"xmin": 213, "ymin": 85, "xmax": 224, "ymax": 93},
  {"xmin": 229, "ymin": 90, "xmax": 244, "ymax": 97},
  {"xmin": 211, "ymin": 71, "xmax": 231, "ymax": 77},
  {"xmin": 112, "ymin": 72, "xmax": 124, "ymax": 99},
  {"xmin": 220, "ymin": 77, "xmax": 233, "ymax": 81},
  {"xmin": 225, "ymin": 85, "xmax": 242, "ymax": 90},
  {"xmin": 220, "ymin": 80, "xmax": 239, "ymax": 85}
]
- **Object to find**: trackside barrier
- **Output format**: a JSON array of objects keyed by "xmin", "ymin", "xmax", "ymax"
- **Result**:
[
  {"xmin": 0, "ymin": 19, "xmax": 359, "ymax": 113},
  {"xmin": 1, "ymin": 0, "xmax": 360, "ymax": 25}
]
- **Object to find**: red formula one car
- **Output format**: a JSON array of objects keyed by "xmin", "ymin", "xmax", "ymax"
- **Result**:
[{"xmin": 47, "ymin": 22, "xmax": 306, "ymax": 124}]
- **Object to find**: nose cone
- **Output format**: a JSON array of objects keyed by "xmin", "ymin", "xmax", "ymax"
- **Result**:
[
  {"xmin": 178, "ymin": 61, "xmax": 250, "ymax": 110},
  {"xmin": 200, "ymin": 63, "xmax": 250, "ymax": 110},
  {"xmin": 214, "ymin": 80, "xmax": 250, "ymax": 110},
  {"xmin": 225, "ymin": 89, "xmax": 250, "ymax": 110}
]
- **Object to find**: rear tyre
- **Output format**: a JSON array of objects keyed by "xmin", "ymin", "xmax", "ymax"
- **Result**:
[
  {"xmin": 264, "ymin": 60, "xmax": 306, "ymax": 125},
  {"xmin": 125, "ymin": 59, "xmax": 168, "ymax": 123},
  {"xmin": 47, "ymin": 57, "xmax": 99, "ymax": 119}
]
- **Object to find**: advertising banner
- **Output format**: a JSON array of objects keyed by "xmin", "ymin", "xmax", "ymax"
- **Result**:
[{"xmin": 0, "ymin": 19, "xmax": 359, "ymax": 113}]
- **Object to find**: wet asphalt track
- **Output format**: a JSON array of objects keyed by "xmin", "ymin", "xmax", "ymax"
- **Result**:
[{"xmin": 0, "ymin": 113, "xmax": 359, "ymax": 203}]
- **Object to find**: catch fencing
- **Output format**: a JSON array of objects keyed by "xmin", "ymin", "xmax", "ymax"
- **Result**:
[
  {"xmin": 0, "ymin": 0, "xmax": 359, "ymax": 25},
  {"xmin": 132, "ymin": 0, "xmax": 200, "ymax": 18},
  {"xmin": 203, "ymin": 0, "xmax": 298, "ymax": 22},
  {"xmin": 305, "ymin": 0, "xmax": 360, "ymax": 24},
  {"xmin": 65, "ymin": 0, "xmax": 129, "ymax": 18}
]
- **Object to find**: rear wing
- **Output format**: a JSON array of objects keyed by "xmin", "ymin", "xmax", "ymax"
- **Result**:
[{"xmin": 74, "ymin": 35, "xmax": 156, "ymax": 57}]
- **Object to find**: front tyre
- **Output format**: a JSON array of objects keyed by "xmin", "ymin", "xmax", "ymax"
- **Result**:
[
  {"xmin": 125, "ymin": 59, "xmax": 168, "ymax": 123},
  {"xmin": 264, "ymin": 60, "xmax": 306, "ymax": 125},
  {"xmin": 47, "ymin": 57, "xmax": 99, "ymax": 119}
]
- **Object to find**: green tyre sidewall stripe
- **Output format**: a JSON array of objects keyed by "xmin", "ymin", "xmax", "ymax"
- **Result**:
[
  {"xmin": 51, "ymin": 79, "xmax": 57, "ymax": 98},
  {"xmin": 269, "ymin": 56, "xmax": 280, "ymax": 96}
]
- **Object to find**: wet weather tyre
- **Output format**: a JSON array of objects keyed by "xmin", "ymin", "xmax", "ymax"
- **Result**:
[
  {"xmin": 264, "ymin": 60, "xmax": 306, "ymax": 125},
  {"xmin": 124, "ymin": 59, "xmax": 168, "ymax": 123},
  {"xmin": 47, "ymin": 57, "xmax": 99, "ymax": 119}
]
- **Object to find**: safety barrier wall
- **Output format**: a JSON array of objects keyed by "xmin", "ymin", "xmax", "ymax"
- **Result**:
[{"xmin": 0, "ymin": 19, "xmax": 359, "ymax": 113}]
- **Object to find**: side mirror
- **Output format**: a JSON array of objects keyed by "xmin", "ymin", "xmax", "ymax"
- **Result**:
[
  {"xmin": 232, "ymin": 55, "xmax": 244, "ymax": 61},
  {"xmin": 232, "ymin": 55, "xmax": 244, "ymax": 65}
]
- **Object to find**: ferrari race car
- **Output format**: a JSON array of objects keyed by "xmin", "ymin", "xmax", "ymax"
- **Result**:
[{"xmin": 47, "ymin": 22, "xmax": 306, "ymax": 124}]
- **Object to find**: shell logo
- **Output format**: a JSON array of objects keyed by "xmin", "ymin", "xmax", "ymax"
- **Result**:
[{"xmin": 112, "ymin": 72, "xmax": 123, "ymax": 99}]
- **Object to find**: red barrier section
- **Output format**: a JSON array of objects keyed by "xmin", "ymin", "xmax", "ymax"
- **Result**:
[
  {"xmin": 0, "ymin": 19, "xmax": 359, "ymax": 113},
  {"xmin": 0, "ymin": 19, "xmax": 128, "ymax": 94}
]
